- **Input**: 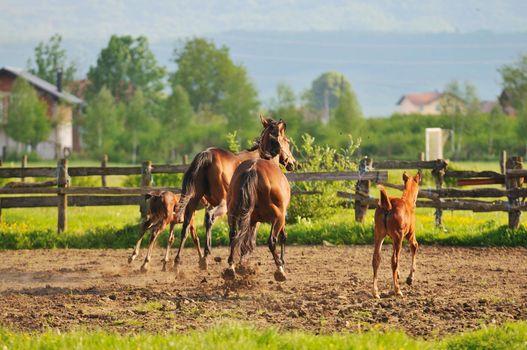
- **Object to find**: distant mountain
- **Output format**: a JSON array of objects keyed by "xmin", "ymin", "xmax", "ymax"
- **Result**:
[{"xmin": 3, "ymin": 30, "xmax": 527, "ymax": 116}]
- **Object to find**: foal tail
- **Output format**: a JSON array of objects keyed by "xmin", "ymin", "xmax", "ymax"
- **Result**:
[
  {"xmin": 175, "ymin": 150, "xmax": 213, "ymax": 219},
  {"xmin": 232, "ymin": 166, "xmax": 258, "ymax": 258},
  {"xmin": 378, "ymin": 185, "xmax": 392, "ymax": 211}
]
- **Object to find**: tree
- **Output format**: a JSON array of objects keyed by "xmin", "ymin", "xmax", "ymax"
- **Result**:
[
  {"xmin": 123, "ymin": 89, "xmax": 160, "ymax": 163},
  {"xmin": 499, "ymin": 54, "xmax": 527, "ymax": 111},
  {"xmin": 163, "ymin": 85, "xmax": 195, "ymax": 159},
  {"xmin": 170, "ymin": 38, "xmax": 260, "ymax": 139},
  {"xmin": 83, "ymin": 87, "xmax": 124, "ymax": 158},
  {"xmin": 268, "ymin": 83, "xmax": 303, "ymax": 143},
  {"xmin": 331, "ymin": 85, "xmax": 363, "ymax": 139},
  {"xmin": 27, "ymin": 34, "xmax": 77, "ymax": 86},
  {"xmin": 87, "ymin": 35, "xmax": 166, "ymax": 102},
  {"xmin": 6, "ymin": 78, "xmax": 51, "ymax": 152},
  {"xmin": 303, "ymin": 71, "xmax": 353, "ymax": 123}
]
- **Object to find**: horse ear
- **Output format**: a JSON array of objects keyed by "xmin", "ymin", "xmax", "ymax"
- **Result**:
[
  {"xmin": 415, "ymin": 171, "xmax": 422, "ymax": 183},
  {"xmin": 402, "ymin": 172, "xmax": 409, "ymax": 183},
  {"xmin": 260, "ymin": 114, "xmax": 273, "ymax": 128}
]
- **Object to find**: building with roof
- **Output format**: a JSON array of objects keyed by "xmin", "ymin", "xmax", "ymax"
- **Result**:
[
  {"xmin": 396, "ymin": 91, "xmax": 446, "ymax": 115},
  {"xmin": 0, "ymin": 67, "xmax": 84, "ymax": 160}
]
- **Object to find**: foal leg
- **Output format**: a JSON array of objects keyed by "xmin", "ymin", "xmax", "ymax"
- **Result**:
[
  {"xmin": 128, "ymin": 219, "xmax": 151, "ymax": 263},
  {"xmin": 188, "ymin": 217, "xmax": 204, "ymax": 264},
  {"xmin": 161, "ymin": 222, "xmax": 176, "ymax": 271},
  {"xmin": 372, "ymin": 232, "xmax": 385, "ymax": 299},
  {"xmin": 391, "ymin": 237, "xmax": 404, "ymax": 296},
  {"xmin": 140, "ymin": 223, "xmax": 164, "ymax": 272},
  {"xmin": 406, "ymin": 233, "xmax": 419, "ymax": 286},
  {"xmin": 269, "ymin": 217, "xmax": 286, "ymax": 282}
]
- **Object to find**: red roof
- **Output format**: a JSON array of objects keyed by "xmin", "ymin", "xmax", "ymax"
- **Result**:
[{"xmin": 397, "ymin": 92, "xmax": 441, "ymax": 106}]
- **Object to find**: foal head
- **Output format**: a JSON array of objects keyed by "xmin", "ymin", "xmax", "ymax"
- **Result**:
[
  {"xmin": 259, "ymin": 115, "xmax": 297, "ymax": 171},
  {"xmin": 402, "ymin": 171, "xmax": 422, "ymax": 205}
]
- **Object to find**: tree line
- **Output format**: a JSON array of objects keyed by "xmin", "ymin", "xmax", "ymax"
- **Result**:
[{"xmin": 6, "ymin": 34, "xmax": 527, "ymax": 162}]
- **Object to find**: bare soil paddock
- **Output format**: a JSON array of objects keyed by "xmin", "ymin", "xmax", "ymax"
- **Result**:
[{"xmin": 1, "ymin": 246, "xmax": 526, "ymax": 337}]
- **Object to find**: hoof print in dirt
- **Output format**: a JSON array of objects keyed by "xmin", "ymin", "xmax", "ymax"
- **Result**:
[
  {"xmin": 222, "ymin": 268, "xmax": 236, "ymax": 281},
  {"xmin": 274, "ymin": 270, "xmax": 287, "ymax": 282},
  {"xmin": 235, "ymin": 265, "xmax": 257, "ymax": 277}
]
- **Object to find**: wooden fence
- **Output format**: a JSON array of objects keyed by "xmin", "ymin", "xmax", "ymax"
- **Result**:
[{"xmin": 0, "ymin": 152, "xmax": 525, "ymax": 232}]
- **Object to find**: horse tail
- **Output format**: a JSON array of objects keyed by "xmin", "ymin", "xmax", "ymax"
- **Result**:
[
  {"xmin": 175, "ymin": 150, "xmax": 213, "ymax": 218},
  {"xmin": 233, "ymin": 165, "xmax": 258, "ymax": 258},
  {"xmin": 378, "ymin": 185, "xmax": 392, "ymax": 211}
]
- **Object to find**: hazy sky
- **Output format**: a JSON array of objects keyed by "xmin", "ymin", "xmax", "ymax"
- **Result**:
[{"xmin": 1, "ymin": 0, "xmax": 526, "ymax": 43}]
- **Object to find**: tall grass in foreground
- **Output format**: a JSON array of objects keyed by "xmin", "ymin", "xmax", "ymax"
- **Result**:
[
  {"xmin": 0, "ymin": 206, "xmax": 526, "ymax": 249},
  {"xmin": 1, "ymin": 322, "xmax": 526, "ymax": 349}
]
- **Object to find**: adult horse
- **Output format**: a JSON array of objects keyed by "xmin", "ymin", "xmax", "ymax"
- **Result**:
[
  {"xmin": 170, "ymin": 116, "xmax": 296, "ymax": 271},
  {"xmin": 223, "ymin": 121, "xmax": 293, "ymax": 282}
]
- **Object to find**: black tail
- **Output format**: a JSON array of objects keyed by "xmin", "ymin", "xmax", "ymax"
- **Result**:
[
  {"xmin": 175, "ymin": 150, "xmax": 213, "ymax": 219},
  {"xmin": 232, "ymin": 166, "xmax": 258, "ymax": 259}
]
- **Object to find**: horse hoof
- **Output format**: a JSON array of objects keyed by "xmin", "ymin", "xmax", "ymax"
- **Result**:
[
  {"xmin": 373, "ymin": 293, "xmax": 380, "ymax": 299},
  {"xmin": 406, "ymin": 276, "xmax": 413, "ymax": 286},
  {"xmin": 199, "ymin": 257, "xmax": 208, "ymax": 270},
  {"xmin": 395, "ymin": 290, "xmax": 403, "ymax": 297},
  {"xmin": 140, "ymin": 265, "xmax": 148, "ymax": 273},
  {"xmin": 128, "ymin": 255, "xmax": 135, "ymax": 264},
  {"xmin": 222, "ymin": 268, "xmax": 235, "ymax": 281},
  {"xmin": 274, "ymin": 270, "xmax": 287, "ymax": 282}
]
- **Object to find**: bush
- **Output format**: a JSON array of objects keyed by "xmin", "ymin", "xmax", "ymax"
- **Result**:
[{"xmin": 287, "ymin": 133, "xmax": 359, "ymax": 223}]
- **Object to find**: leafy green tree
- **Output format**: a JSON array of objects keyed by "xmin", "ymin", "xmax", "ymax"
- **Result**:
[
  {"xmin": 27, "ymin": 34, "xmax": 77, "ymax": 86},
  {"xmin": 170, "ymin": 38, "xmax": 260, "ymax": 139},
  {"xmin": 163, "ymin": 84, "xmax": 195, "ymax": 159},
  {"xmin": 499, "ymin": 54, "xmax": 527, "ymax": 111},
  {"xmin": 83, "ymin": 87, "xmax": 124, "ymax": 158},
  {"xmin": 268, "ymin": 83, "xmax": 303, "ymax": 143},
  {"xmin": 331, "ymin": 83, "xmax": 363, "ymax": 141},
  {"xmin": 87, "ymin": 35, "xmax": 166, "ymax": 102},
  {"xmin": 123, "ymin": 89, "xmax": 160, "ymax": 163},
  {"xmin": 302, "ymin": 71, "xmax": 353, "ymax": 123},
  {"xmin": 6, "ymin": 78, "xmax": 51, "ymax": 151}
]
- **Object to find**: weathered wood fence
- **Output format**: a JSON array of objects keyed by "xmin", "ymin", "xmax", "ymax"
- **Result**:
[{"xmin": 1, "ymin": 151, "xmax": 525, "ymax": 232}]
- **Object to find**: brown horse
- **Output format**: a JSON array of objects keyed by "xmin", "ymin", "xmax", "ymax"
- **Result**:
[
  {"xmin": 128, "ymin": 191, "xmax": 203, "ymax": 272},
  {"xmin": 372, "ymin": 172, "xmax": 421, "ymax": 298},
  {"xmin": 172, "ymin": 116, "xmax": 296, "ymax": 271},
  {"xmin": 223, "ymin": 123, "xmax": 293, "ymax": 282}
]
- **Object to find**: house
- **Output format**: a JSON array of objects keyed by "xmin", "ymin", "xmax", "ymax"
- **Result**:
[
  {"xmin": 0, "ymin": 67, "xmax": 84, "ymax": 160},
  {"xmin": 397, "ymin": 91, "xmax": 443, "ymax": 115}
]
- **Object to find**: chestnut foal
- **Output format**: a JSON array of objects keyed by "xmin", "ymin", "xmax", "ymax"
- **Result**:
[
  {"xmin": 372, "ymin": 172, "xmax": 421, "ymax": 298},
  {"xmin": 128, "ymin": 191, "xmax": 202, "ymax": 272}
]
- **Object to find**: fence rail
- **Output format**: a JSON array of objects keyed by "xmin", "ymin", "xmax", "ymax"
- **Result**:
[{"xmin": 0, "ymin": 152, "xmax": 525, "ymax": 232}]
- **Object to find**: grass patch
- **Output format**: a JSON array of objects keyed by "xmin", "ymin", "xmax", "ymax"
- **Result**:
[
  {"xmin": 0, "ymin": 322, "xmax": 526, "ymax": 349},
  {"xmin": 0, "ymin": 206, "xmax": 526, "ymax": 249}
]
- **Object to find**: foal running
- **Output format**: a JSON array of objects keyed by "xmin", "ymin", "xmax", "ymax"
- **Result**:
[
  {"xmin": 173, "ymin": 116, "xmax": 295, "ymax": 271},
  {"xmin": 224, "ymin": 121, "xmax": 294, "ymax": 282},
  {"xmin": 372, "ymin": 172, "xmax": 421, "ymax": 298},
  {"xmin": 128, "ymin": 191, "xmax": 203, "ymax": 272}
]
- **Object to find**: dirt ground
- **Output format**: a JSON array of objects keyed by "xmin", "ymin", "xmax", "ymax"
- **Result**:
[{"xmin": 1, "ymin": 245, "xmax": 526, "ymax": 337}]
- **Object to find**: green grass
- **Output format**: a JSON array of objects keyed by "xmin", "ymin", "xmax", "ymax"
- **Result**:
[
  {"xmin": 0, "ymin": 205, "xmax": 526, "ymax": 250},
  {"xmin": 0, "ymin": 322, "xmax": 526, "ymax": 349}
]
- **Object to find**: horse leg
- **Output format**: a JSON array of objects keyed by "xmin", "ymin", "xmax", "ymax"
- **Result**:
[
  {"xmin": 279, "ymin": 226, "xmax": 287, "ymax": 266},
  {"xmin": 223, "ymin": 215, "xmax": 237, "ymax": 280},
  {"xmin": 406, "ymin": 233, "xmax": 419, "ymax": 286},
  {"xmin": 161, "ymin": 221, "xmax": 176, "ymax": 271},
  {"xmin": 173, "ymin": 199, "xmax": 200, "ymax": 271},
  {"xmin": 188, "ymin": 217, "xmax": 204, "ymax": 265},
  {"xmin": 140, "ymin": 223, "xmax": 164, "ymax": 272},
  {"xmin": 372, "ymin": 232, "xmax": 385, "ymax": 299},
  {"xmin": 391, "ymin": 236, "xmax": 404, "ymax": 296},
  {"xmin": 269, "ymin": 217, "xmax": 286, "ymax": 282},
  {"xmin": 128, "ymin": 219, "xmax": 150, "ymax": 263},
  {"xmin": 202, "ymin": 200, "xmax": 227, "ymax": 269}
]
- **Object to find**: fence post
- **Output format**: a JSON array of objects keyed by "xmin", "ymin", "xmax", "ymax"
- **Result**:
[
  {"xmin": 354, "ymin": 157, "xmax": 372, "ymax": 223},
  {"xmin": 101, "ymin": 154, "xmax": 108, "ymax": 187},
  {"xmin": 432, "ymin": 161, "xmax": 446, "ymax": 227},
  {"xmin": 500, "ymin": 150, "xmax": 507, "ymax": 176},
  {"xmin": 419, "ymin": 152, "xmax": 425, "ymax": 161},
  {"xmin": 506, "ymin": 156, "xmax": 523, "ymax": 230},
  {"xmin": 140, "ymin": 160, "xmax": 153, "ymax": 219},
  {"xmin": 183, "ymin": 154, "xmax": 189, "ymax": 165},
  {"xmin": 57, "ymin": 158, "xmax": 69, "ymax": 233},
  {"xmin": 21, "ymin": 154, "xmax": 27, "ymax": 183}
]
